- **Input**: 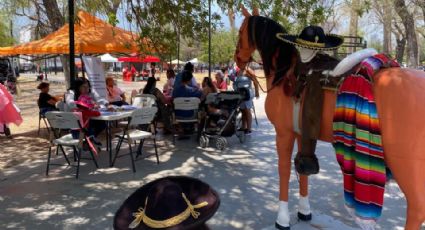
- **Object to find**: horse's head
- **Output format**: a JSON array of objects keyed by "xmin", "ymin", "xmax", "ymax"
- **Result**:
[
  {"xmin": 234, "ymin": 6, "xmax": 297, "ymax": 95},
  {"xmin": 234, "ymin": 5, "xmax": 258, "ymax": 71}
]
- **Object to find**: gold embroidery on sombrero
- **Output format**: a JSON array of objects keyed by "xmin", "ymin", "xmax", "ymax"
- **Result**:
[
  {"xmin": 295, "ymin": 38, "xmax": 325, "ymax": 48},
  {"xmin": 128, "ymin": 193, "xmax": 209, "ymax": 229}
]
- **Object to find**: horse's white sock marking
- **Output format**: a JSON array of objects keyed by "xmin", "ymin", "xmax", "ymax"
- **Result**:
[
  {"xmin": 298, "ymin": 195, "xmax": 311, "ymax": 215},
  {"xmin": 276, "ymin": 201, "xmax": 290, "ymax": 227}
]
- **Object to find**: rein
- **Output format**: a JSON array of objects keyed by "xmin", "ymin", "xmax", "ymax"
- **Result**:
[
  {"xmin": 239, "ymin": 16, "xmax": 293, "ymax": 94},
  {"xmin": 243, "ymin": 64, "xmax": 285, "ymax": 94}
]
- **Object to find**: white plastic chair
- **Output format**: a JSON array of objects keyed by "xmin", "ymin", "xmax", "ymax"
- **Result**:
[
  {"xmin": 172, "ymin": 97, "xmax": 201, "ymax": 142},
  {"xmin": 45, "ymin": 111, "xmax": 98, "ymax": 179},
  {"xmin": 132, "ymin": 94, "xmax": 157, "ymax": 108},
  {"xmin": 56, "ymin": 101, "xmax": 66, "ymax": 111},
  {"xmin": 112, "ymin": 107, "xmax": 159, "ymax": 172},
  {"xmin": 64, "ymin": 90, "xmax": 77, "ymax": 112}
]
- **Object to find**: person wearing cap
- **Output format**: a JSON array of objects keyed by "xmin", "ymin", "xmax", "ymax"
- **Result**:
[
  {"xmin": 37, "ymin": 82, "xmax": 62, "ymax": 115},
  {"xmin": 276, "ymin": 26, "xmax": 342, "ymax": 176},
  {"xmin": 172, "ymin": 62, "xmax": 199, "ymax": 98},
  {"xmin": 213, "ymin": 71, "xmax": 227, "ymax": 92}
]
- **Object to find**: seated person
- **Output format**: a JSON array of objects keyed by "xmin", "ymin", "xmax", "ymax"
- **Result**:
[
  {"xmin": 200, "ymin": 77, "xmax": 217, "ymax": 111},
  {"xmin": 172, "ymin": 62, "xmax": 199, "ymax": 98},
  {"xmin": 37, "ymin": 82, "xmax": 61, "ymax": 115},
  {"xmin": 142, "ymin": 77, "xmax": 173, "ymax": 133},
  {"xmin": 71, "ymin": 78, "xmax": 106, "ymax": 145},
  {"xmin": 213, "ymin": 71, "xmax": 227, "ymax": 92},
  {"xmin": 106, "ymin": 76, "xmax": 128, "ymax": 106},
  {"xmin": 173, "ymin": 71, "xmax": 202, "ymax": 118},
  {"xmin": 173, "ymin": 71, "xmax": 202, "ymax": 99},
  {"xmin": 201, "ymin": 77, "xmax": 217, "ymax": 97},
  {"xmin": 163, "ymin": 69, "xmax": 175, "ymax": 97}
]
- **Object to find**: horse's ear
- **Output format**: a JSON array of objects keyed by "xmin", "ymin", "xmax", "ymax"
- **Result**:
[
  {"xmin": 240, "ymin": 4, "xmax": 251, "ymax": 17},
  {"xmin": 252, "ymin": 8, "xmax": 259, "ymax": 16}
]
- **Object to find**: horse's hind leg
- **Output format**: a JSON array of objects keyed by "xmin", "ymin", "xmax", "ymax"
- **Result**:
[{"xmin": 385, "ymin": 156, "xmax": 425, "ymax": 230}]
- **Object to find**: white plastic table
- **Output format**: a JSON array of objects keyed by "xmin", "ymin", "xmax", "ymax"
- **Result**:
[{"xmin": 92, "ymin": 111, "xmax": 132, "ymax": 166}]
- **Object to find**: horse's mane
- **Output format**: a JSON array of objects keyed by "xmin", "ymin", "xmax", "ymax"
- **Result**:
[{"xmin": 247, "ymin": 16, "xmax": 297, "ymax": 91}]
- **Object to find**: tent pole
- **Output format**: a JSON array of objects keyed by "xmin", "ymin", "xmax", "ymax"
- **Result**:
[
  {"xmin": 69, "ymin": 0, "xmax": 75, "ymax": 85},
  {"xmin": 80, "ymin": 54, "xmax": 85, "ymax": 78},
  {"xmin": 177, "ymin": 30, "xmax": 180, "ymax": 70},
  {"xmin": 44, "ymin": 58, "xmax": 48, "ymax": 80},
  {"xmin": 208, "ymin": 0, "xmax": 211, "ymax": 78}
]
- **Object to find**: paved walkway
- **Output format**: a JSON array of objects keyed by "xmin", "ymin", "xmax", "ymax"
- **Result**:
[{"xmin": 0, "ymin": 96, "xmax": 408, "ymax": 229}]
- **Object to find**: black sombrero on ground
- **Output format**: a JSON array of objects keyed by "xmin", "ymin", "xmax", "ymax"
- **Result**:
[
  {"xmin": 114, "ymin": 176, "xmax": 220, "ymax": 230},
  {"xmin": 276, "ymin": 26, "xmax": 343, "ymax": 51}
]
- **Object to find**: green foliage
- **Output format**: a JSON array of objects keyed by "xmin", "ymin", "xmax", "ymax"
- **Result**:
[
  {"xmin": 0, "ymin": 24, "xmax": 14, "ymax": 46},
  {"xmin": 126, "ymin": 0, "xmax": 221, "ymax": 57},
  {"xmin": 349, "ymin": 0, "xmax": 371, "ymax": 17},
  {"xmin": 216, "ymin": 0, "xmax": 336, "ymax": 33},
  {"xmin": 199, "ymin": 30, "xmax": 237, "ymax": 65},
  {"xmin": 368, "ymin": 36, "xmax": 383, "ymax": 52},
  {"xmin": 0, "ymin": 13, "xmax": 14, "ymax": 46}
]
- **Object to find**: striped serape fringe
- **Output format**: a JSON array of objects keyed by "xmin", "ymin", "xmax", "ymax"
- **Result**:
[{"xmin": 333, "ymin": 54, "xmax": 399, "ymax": 229}]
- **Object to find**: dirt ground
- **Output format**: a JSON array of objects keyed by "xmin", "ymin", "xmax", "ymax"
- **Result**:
[{"xmin": 0, "ymin": 71, "xmax": 267, "ymax": 170}]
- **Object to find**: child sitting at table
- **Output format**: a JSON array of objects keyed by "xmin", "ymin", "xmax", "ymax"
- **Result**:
[
  {"xmin": 71, "ymin": 78, "xmax": 105, "ymax": 145},
  {"xmin": 37, "ymin": 82, "xmax": 62, "ymax": 115}
]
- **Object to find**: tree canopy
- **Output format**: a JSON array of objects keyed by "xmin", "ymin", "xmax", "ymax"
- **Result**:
[
  {"xmin": 199, "ymin": 30, "xmax": 237, "ymax": 65},
  {"xmin": 0, "ymin": 13, "xmax": 14, "ymax": 46}
]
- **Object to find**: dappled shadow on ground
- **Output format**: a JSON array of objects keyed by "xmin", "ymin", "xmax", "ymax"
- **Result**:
[
  {"xmin": 0, "ymin": 98, "xmax": 410, "ymax": 230},
  {"xmin": 0, "ymin": 130, "xmax": 50, "ymax": 170}
]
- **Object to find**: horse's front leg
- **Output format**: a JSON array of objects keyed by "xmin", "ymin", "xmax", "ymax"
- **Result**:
[
  {"xmin": 275, "ymin": 130, "xmax": 296, "ymax": 229},
  {"xmin": 275, "ymin": 131, "xmax": 312, "ymax": 229},
  {"xmin": 295, "ymin": 135, "xmax": 312, "ymax": 221}
]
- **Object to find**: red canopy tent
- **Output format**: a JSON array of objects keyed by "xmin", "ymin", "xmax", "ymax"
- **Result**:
[{"xmin": 118, "ymin": 55, "xmax": 160, "ymax": 63}]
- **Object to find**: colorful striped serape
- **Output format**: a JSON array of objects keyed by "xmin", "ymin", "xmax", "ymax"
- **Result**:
[{"xmin": 333, "ymin": 54, "xmax": 399, "ymax": 228}]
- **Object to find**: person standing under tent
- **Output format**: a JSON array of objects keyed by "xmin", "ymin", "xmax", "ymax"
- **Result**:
[{"xmin": 0, "ymin": 83, "xmax": 22, "ymax": 138}]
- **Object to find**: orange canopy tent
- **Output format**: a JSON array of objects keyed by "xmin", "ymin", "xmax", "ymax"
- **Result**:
[{"xmin": 0, "ymin": 11, "xmax": 147, "ymax": 56}]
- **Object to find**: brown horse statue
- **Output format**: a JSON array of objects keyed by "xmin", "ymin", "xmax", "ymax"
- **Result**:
[{"xmin": 234, "ymin": 7, "xmax": 425, "ymax": 230}]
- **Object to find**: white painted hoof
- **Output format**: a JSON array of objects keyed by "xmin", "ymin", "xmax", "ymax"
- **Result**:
[
  {"xmin": 298, "ymin": 196, "xmax": 312, "ymax": 221},
  {"xmin": 275, "ymin": 201, "xmax": 290, "ymax": 229}
]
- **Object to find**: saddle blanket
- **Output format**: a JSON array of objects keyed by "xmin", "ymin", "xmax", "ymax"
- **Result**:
[{"xmin": 332, "ymin": 54, "xmax": 399, "ymax": 228}]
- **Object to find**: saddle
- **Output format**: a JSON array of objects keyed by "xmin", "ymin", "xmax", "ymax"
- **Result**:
[
  {"xmin": 294, "ymin": 48, "xmax": 379, "ymax": 97},
  {"xmin": 292, "ymin": 49, "xmax": 378, "ymax": 175}
]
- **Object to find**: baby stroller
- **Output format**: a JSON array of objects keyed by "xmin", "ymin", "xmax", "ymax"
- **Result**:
[{"xmin": 199, "ymin": 91, "xmax": 248, "ymax": 150}]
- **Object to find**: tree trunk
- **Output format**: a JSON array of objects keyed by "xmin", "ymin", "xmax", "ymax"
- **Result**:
[
  {"xmin": 349, "ymin": 0, "xmax": 360, "ymax": 53},
  {"xmin": 60, "ymin": 55, "xmax": 71, "ymax": 89},
  {"xmin": 382, "ymin": 0, "xmax": 392, "ymax": 54},
  {"xmin": 42, "ymin": 0, "xmax": 74, "ymax": 86},
  {"xmin": 42, "ymin": 0, "xmax": 64, "ymax": 30},
  {"xmin": 228, "ymin": 7, "xmax": 235, "ymax": 31},
  {"xmin": 395, "ymin": 38, "xmax": 406, "ymax": 64},
  {"xmin": 393, "ymin": 0, "xmax": 419, "ymax": 67},
  {"xmin": 105, "ymin": 0, "xmax": 121, "ymax": 15}
]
